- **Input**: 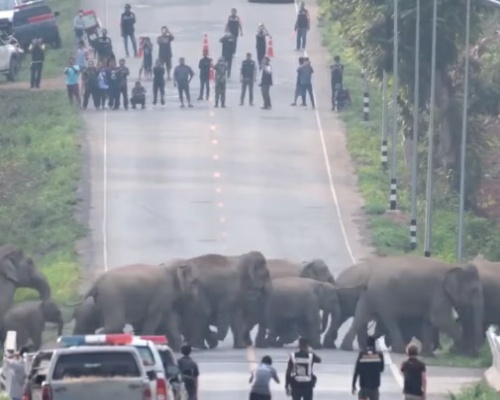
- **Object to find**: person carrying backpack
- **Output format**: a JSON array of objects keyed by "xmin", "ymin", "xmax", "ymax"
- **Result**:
[{"xmin": 177, "ymin": 344, "xmax": 200, "ymax": 400}]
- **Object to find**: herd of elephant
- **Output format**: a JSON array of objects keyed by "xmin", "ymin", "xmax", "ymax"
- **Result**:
[{"xmin": 0, "ymin": 242, "xmax": 498, "ymax": 357}]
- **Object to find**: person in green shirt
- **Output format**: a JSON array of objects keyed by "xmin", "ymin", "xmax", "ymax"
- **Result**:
[{"xmin": 214, "ymin": 57, "xmax": 227, "ymax": 108}]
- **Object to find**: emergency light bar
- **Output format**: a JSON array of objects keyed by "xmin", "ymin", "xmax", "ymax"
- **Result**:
[{"xmin": 57, "ymin": 334, "xmax": 168, "ymax": 347}]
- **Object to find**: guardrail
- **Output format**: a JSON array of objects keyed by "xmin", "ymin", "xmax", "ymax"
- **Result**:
[{"xmin": 485, "ymin": 326, "xmax": 500, "ymax": 391}]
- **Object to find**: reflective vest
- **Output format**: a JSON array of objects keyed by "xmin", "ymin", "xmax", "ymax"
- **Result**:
[{"xmin": 290, "ymin": 352, "xmax": 313, "ymax": 382}]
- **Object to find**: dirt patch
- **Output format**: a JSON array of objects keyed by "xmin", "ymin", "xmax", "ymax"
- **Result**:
[
  {"xmin": 384, "ymin": 209, "xmax": 409, "ymax": 225},
  {"xmin": 0, "ymin": 77, "xmax": 65, "ymax": 91}
]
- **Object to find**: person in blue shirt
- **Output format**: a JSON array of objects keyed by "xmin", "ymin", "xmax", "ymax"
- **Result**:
[
  {"xmin": 249, "ymin": 356, "xmax": 280, "ymax": 400},
  {"xmin": 64, "ymin": 57, "xmax": 81, "ymax": 106}
]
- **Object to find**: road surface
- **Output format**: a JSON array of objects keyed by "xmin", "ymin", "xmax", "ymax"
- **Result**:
[{"xmin": 79, "ymin": 0, "xmax": 483, "ymax": 398}]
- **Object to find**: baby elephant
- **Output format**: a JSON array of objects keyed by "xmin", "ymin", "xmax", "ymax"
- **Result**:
[{"xmin": 2, "ymin": 300, "xmax": 64, "ymax": 351}]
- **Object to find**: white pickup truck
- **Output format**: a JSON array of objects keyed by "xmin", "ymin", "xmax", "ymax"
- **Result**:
[{"xmin": 36, "ymin": 345, "xmax": 151, "ymax": 400}]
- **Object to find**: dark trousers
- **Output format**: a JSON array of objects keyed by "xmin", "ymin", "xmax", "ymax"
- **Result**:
[
  {"xmin": 300, "ymin": 83, "xmax": 315, "ymax": 107},
  {"xmin": 249, "ymin": 393, "xmax": 271, "ymax": 400},
  {"xmin": 331, "ymin": 83, "xmax": 342, "ymax": 108},
  {"xmin": 30, "ymin": 62, "xmax": 43, "ymax": 88},
  {"xmin": 177, "ymin": 82, "xmax": 191, "ymax": 104},
  {"xmin": 240, "ymin": 78, "xmax": 254, "ymax": 104},
  {"xmin": 199, "ymin": 77, "xmax": 209, "ymax": 99},
  {"xmin": 67, "ymin": 84, "xmax": 81, "ymax": 106},
  {"xmin": 294, "ymin": 83, "xmax": 300, "ymax": 103},
  {"xmin": 131, "ymin": 95, "xmax": 145, "ymax": 108},
  {"xmin": 215, "ymin": 82, "xmax": 226, "ymax": 106},
  {"xmin": 223, "ymin": 55, "xmax": 233, "ymax": 78},
  {"xmin": 260, "ymin": 84, "xmax": 271, "ymax": 108},
  {"xmin": 108, "ymin": 87, "xmax": 120, "ymax": 109},
  {"xmin": 153, "ymin": 81, "xmax": 165, "ymax": 104},
  {"xmin": 257, "ymin": 46, "xmax": 266, "ymax": 67},
  {"xmin": 296, "ymin": 28, "xmax": 308, "ymax": 50},
  {"xmin": 159, "ymin": 57, "xmax": 172, "ymax": 77},
  {"xmin": 291, "ymin": 384, "xmax": 313, "ymax": 400},
  {"xmin": 98, "ymin": 89, "xmax": 107, "ymax": 108},
  {"xmin": 118, "ymin": 85, "xmax": 129, "ymax": 109},
  {"xmin": 123, "ymin": 33, "xmax": 137, "ymax": 57},
  {"xmin": 83, "ymin": 86, "xmax": 99, "ymax": 109}
]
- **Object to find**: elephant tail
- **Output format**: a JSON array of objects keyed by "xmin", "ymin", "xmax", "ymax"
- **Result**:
[{"xmin": 63, "ymin": 286, "xmax": 98, "ymax": 307}]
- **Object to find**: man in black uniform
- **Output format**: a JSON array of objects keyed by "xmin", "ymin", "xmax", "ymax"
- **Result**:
[
  {"xmin": 120, "ymin": 4, "xmax": 137, "ymax": 58},
  {"xmin": 82, "ymin": 60, "xmax": 99, "ymax": 110},
  {"xmin": 294, "ymin": 2, "xmax": 310, "ymax": 51},
  {"xmin": 225, "ymin": 8, "xmax": 243, "ymax": 54},
  {"xmin": 352, "ymin": 336, "xmax": 385, "ymax": 400},
  {"xmin": 94, "ymin": 29, "xmax": 114, "ymax": 67},
  {"xmin": 157, "ymin": 26, "xmax": 175, "ymax": 81},
  {"xmin": 285, "ymin": 338, "xmax": 321, "ymax": 400},
  {"xmin": 220, "ymin": 32, "xmax": 236, "ymax": 78},
  {"xmin": 240, "ymin": 53, "xmax": 256, "ymax": 106},
  {"xmin": 28, "ymin": 38, "xmax": 45, "ymax": 89},
  {"xmin": 177, "ymin": 344, "xmax": 199, "ymax": 400},
  {"xmin": 255, "ymin": 23, "xmax": 269, "ymax": 68},
  {"xmin": 198, "ymin": 49, "xmax": 212, "ymax": 100},
  {"xmin": 116, "ymin": 58, "xmax": 130, "ymax": 110},
  {"xmin": 330, "ymin": 55, "xmax": 344, "ymax": 111}
]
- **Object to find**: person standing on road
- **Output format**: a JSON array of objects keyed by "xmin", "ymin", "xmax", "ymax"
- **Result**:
[
  {"xmin": 107, "ymin": 59, "xmax": 121, "ymax": 109},
  {"xmin": 152, "ymin": 59, "xmax": 166, "ymax": 106},
  {"xmin": 294, "ymin": 2, "xmax": 310, "ymax": 51},
  {"xmin": 28, "ymin": 38, "xmax": 45, "ymax": 89},
  {"xmin": 157, "ymin": 26, "xmax": 175, "ymax": 81},
  {"xmin": 259, "ymin": 57, "xmax": 272, "ymax": 110},
  {"xmin": 330, "ymin": 55, "xmax": 344, "ymax": 111},
  {"xmin": 351, "ymin": 336, "xmax": 385, "ymax": 400},
  {"xmin": 220, "ymin": 32, "xmax": 236, "ymax": 78},
  {"xmin": 117, "ymin": 58, "xmax": 130, "ymax": 110},
  {"xmin": 73, "ymin": 10, "xmax": 86, "ymax": 43},
  {"xmin": 94, "ymin": 29, "xmax": 114, "ymax": 66},
  {"xmin": 291, "ymin": 57, "xmax": 305, "ymax": 106},
  {"xmin": 139, "ymin": 36, "xmax": 153, "ymax": 80},
  {"xmin": 297, "ymin": 57, "xmax": 315, "ymax": 108},
  {"xmin": 240, "ymin": 52, "xmax": 256, "ymax": 106},
  {"xmin": 285, "ymin": 337, "xmax": 321, "ymax": 400},
  {"xmin": 249, "ymin": 355, "xmax": 280, "ymax": 400},
  {"xmin": 197, "ymin": 49, "xmax": 212, "ymax": 100},
  {"xmin": 214, "ymin": 57, "xmax": 227, "ymax": 108},
  {"xmin": 177, "ymin": 344, "xmax": 200, "ymax": 400},
  {"xmin": 121, "ymin": 3, "xmax": 137, "ymax": 58},
  {"xmin": 97, "ymin": 62, "xmax": 109, "ymax": 109},
  {"xmin": 401, "ymin": 343, "xmax": 427, "ymax": 400},
  {"xmin": 225, "ymin": 8, "xmax": 243, "ymax": 54},
  {"xmin": 3, "ymin": 349, "xmax": 27, "ymax": 400},
  {"xmin": 82, "ymin": 60, "xmax": 100, "ymax": 110},
  {"xmin": 173, "ymin": 57, "xmax": 194, "ymax": 108},
  {"xmin": 64, "ymin": 57, "xmax": 81, "ymax": 106},
  {"xmin": 255, "ymin": 23, "xmax": 269, "ymax": 68}
]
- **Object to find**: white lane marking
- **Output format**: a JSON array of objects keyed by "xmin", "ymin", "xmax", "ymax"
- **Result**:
[
  {"xmin": 293, "ymin": 0, "xmax": 404, "ymax": 389},
  {"xmin": 102, "ymin": 0, "xmax": 110, "ymax": 271}
]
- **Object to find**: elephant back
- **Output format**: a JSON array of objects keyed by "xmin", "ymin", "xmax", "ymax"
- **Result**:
[
  {"xmin": 336, "ymin": 261, "xmax": 372, "ymax": 290},
  {"xmin": 267, "ymin": 259, "xmax": 302, "ymax": 280}
]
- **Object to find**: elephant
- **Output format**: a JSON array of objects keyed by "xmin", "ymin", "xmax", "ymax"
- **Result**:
[
  {"xmin": 267, "ymin": 259, "xmax": 335, "ymax": 283},
  {"xmin": 262, "ymin": 277, "xmax": 341, "ymax": 349},
  {"xmin": 72, "ymin": 297, "xmax": 102, "ymax": 334},
  {"xmin": 1, "ymin": 300, "xmax": 63, "ymax": 350},
  {"xmin": 167, "ymin": 251, "xmax": 272, "ymax": 349},
  {"xmin": 80, "ymin": 262, "xmax": 198, "ymax": 351},
  {"xmin": 340, "ymin": 256, "xmax": 484, "ymax": 356},
  {"xmin": 0, "ymin": 244, "xmax": 51, "ymax": 321}
]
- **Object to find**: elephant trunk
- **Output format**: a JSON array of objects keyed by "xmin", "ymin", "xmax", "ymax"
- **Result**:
[
  {"xmin": 321, "ymin": 311, "xmax": 329, "ymax": 333},
  {"xmin": 31, "ymin": 271, "xmax": 51, "ymax": 301}
]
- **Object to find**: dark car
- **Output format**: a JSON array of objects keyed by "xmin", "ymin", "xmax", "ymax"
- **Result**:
[{"xmin": 11, "ymin": 2, "xmax": 60, "ymax": 50}]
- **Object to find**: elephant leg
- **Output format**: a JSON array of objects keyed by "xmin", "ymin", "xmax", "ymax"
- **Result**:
[
  {"xmin": 162, "ymin": 312, "xmax": 182, "ymax": 352},
  {"xmin": 215, "ymin": 303, "xmax": 231, "ymax": 341},
  {"xmin": 230, "ymin": 308, "xmax": 248, "ymax": 349},
  {"xmin": 421, "ymin": 321, "xmax": 436, "ymax": 357},
  {"xmin": 430, "ymin": 308, "xmax": 462, "ymax": 354},
  {"xmin": 341, "ymin": 294, "xmax": 372, "ymax": 351},
  {"xmin": 303, "ymin": 312, "xmax": 322, "ymax": 349},
  {"xmin": 378, "ymin": 313, "xmax": 406, "ymax": 354},
  {"xmin": 205, "ymin": 327, "xmax": 218, "ymax": 349}
]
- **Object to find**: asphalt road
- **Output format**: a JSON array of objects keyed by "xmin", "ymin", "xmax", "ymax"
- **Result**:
[{"xmin": 79, "ymin": 0, "xmax": 483, "ymax": 398}]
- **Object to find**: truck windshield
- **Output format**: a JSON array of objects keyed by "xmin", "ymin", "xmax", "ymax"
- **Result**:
[{"xmin": 52, "ymin": 352, "xmax": 141, "ymax": 380}]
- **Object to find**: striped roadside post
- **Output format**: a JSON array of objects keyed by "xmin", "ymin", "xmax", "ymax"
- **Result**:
[{"xmin": 361, "ymin": 70, "xmax": 370, "ymax": 121}]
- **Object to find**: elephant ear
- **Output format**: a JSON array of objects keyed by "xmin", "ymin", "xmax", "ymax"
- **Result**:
[
  {"xmin": 0, "ymin": 246, "xmax": 19, "ymax": 284},
  {"xmin": 175, "ymin": 263, "xmax": 196, "ymax": 294},
  {"xmin": 444, "ymin": 266, "xmax": 480, "ymax": 305}
]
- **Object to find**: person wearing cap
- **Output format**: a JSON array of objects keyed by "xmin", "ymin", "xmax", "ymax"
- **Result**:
[
  {"xmin": 285, "ymin": 337, "xmax": 321, "ymax": 400},
  {"xmin": 177, "ymin": 344, "xmax": 199, "ymax": 400},
  {"xmin": 401, "ymin": 342, "xmax": 427, "ymax": 400},
  {"xmin": 351, "ymin": 336, "xmax": 385, "ymax": 400},
  {"xmin": 121, "ymin": 4, "xmax": 137, "ymax": 58},
  {"xmin": 249, "ymin": 355, "xmax": 280, "ymax": 400}
]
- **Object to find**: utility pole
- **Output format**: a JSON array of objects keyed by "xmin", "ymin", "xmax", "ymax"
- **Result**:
[
  {"xmin": 389, "ymin": 0, "xmax": 399, "ymax": 210},
  {"xmin": 423, "ymin": 0, "xmax": 438, "ymax": 258},
  {"xmin": 410, "ymin": 0, "xmax": 420, "ymax": 250},
  {"xmin": 457, "ymin": 0, "xmax": 471, "ymax": 262},
  {"xmin": 381, "ymin": 70, "xmax": 388, "ymax": 169}
]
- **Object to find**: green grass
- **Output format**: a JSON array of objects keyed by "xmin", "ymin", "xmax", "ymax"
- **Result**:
[
  {"xmin": 317, "ymin": 0, "xmax": 499, "ymax": 367},
  {"xmin": 0, "ymin": 91, "xmax": 84, "ymax": 303},
  {"xmin": 424, "ymin": 340, "xmax": 492, "ymax": 369},
  {"xmin": 447, "ymin": 383, "xmax": 498, "ymax": 400}
]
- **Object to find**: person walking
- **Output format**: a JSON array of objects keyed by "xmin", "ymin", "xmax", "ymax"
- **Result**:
[
  {"xmin": 297, "ymin": 57, "xmax": 315, "ymax": 108},
  {"xmin": 255, "ymin": 23, "xmax": 269, "ymax": 68},
  {"xmin": 75, "ymin": 39, "xmax": 88, "ymax": 87},
  {"xmin": 73, "ymin": 9, "xmax": 86, "ymax": 43},
  {"xmin": 177, "ymin": 344, "xmax": 199, "ymax": 400},
  {"xmin": 213, "ymin": 57, "xmax": 227, "ymax": 108},
  {"xmin": 82, "ymin": 60, "xmax": 100, "ymax": 110},
  {"xmin": 330, "ymin": 55, "xmax": 344, "ymax": 111},
  {"xmin": 64, "ymin": 57, "xmax": 81, "ymax": 106},
  {"xmin": 3, "ymin": 348, "xmax": 27, "ymax": 400},
  {"xmin": 197, "ymin": 49, "xmax": 212, "ymax": 100},
  {"xmin": 121, "ymin": 3, "xmax": 137, "ymax": 58},
  {"xmin": 285, "ymin": 337, "xmax": 321, "ymax": 400},
  {"xmin": 294, "ymin": 2, "xmax": 310, "ymax": 51},
  {"xmin": 28, "ymin": 38, "xmax": 45, "ymax": 89},
  {"xmin": 220, "ymin": 32, "xmax": 236, "ymax": 78},
  {"xmin": 157, "ymin": 26, "xmax": 175, "ymax": 81},
  {"xmin": 225, "ymin": 8, "xmax": 243, "ymax": 54},
  {"xmin": 173, "ymin": 57, "xmax": 194, "ymax": 108},
  {"xmin": 152, "ymin": 59, "xmax": 166, "ymax": 105},
  {"xmin": 259, "ymin": 57, "xmax": 272, "ymax": 110},
  {"xmin": 291, "ymin": 57, "xmax": 305, "ymax": 106},
  {"xmin": 240, "ymin": 52, "xmax": 256, "ymax": 106},
  {"xmin": 351, "ymin": 336, "xmax": 385, "ymax": 400},
  {"xmin": 249, "ymin": 355, "xmax": 280, "ymax": 400},
  {"xmin": 401, "ymin": 342, "xmax": 427, "ymax": 400}
]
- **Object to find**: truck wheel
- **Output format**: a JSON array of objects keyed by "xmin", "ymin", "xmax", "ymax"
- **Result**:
[{"xmin": 6, "ymin": 57, "xmax": 20, "ymax": 82}]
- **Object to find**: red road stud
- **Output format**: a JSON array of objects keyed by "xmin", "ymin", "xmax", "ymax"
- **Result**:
[{"xmin": 202, "ymin": 33, "xmax": 209, "ymax": 55}]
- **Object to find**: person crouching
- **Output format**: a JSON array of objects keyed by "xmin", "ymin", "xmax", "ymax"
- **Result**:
[{"xmin": 131, "ymin": 81, "xmax": 146, "ymax": 109}]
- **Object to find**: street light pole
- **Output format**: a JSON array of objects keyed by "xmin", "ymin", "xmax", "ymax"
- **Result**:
[
  {"xmin": 457, "ymin": 0, "xmax": 471, "ymax": 262},
  {"xmin": 389, "ymin": 0, "xmax": 399, "ymax": 211},
  {"xmin": 423, "ymin": 0, "xmax": 438, "ymax": 258},
  {"xmin": 410, "ymin": 0, "xmax": 420, "ymax": 250}
]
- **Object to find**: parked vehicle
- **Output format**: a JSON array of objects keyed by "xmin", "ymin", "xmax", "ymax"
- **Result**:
[{"xmin": 0, "ymin": 27, "xmax": 23, "ymax": 81}]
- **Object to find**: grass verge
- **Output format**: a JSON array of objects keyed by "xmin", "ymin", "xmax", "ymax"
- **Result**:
[
  {"xmin": 447, "ymin": 383, "xmax": 498, "ymax": 400},
  {"xmin": 0, "ymin": 91, "xmax": 84, "ymax": 303},
  {"xmin": 317, "ymin": 1, "xmax": 496, "ymax": 368}
]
